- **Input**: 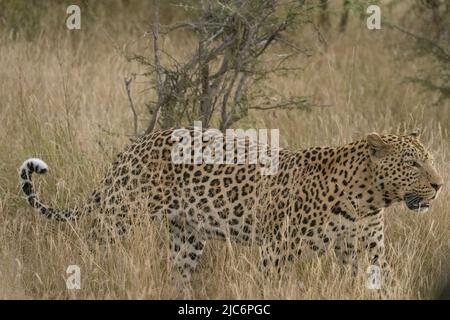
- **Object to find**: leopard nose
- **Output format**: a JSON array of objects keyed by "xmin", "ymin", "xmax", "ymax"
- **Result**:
[{"xmin": 431, "ymin": 183, "xmax": 442, "ymax": 192}]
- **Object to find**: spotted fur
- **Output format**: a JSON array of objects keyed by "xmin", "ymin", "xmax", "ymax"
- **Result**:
[{"xmin": 19, "ymin": 128, "xmax": 443, "ymax": 281}]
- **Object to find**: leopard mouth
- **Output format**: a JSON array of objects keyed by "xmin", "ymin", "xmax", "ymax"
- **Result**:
[{"xmin": 404, "ymin": 194, "xmax": 430, "ymax": 213}]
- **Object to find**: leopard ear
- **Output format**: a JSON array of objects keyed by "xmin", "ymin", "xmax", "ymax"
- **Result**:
[
  {"xmin": 409, "ymin": 128, "xmax": 421, "ymax": 138},
  {"xmin": 367, "ymin": 132, "xmax": 392, "ymax": 158}
]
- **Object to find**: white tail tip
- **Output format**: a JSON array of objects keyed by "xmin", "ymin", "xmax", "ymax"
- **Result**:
[{"xmin": 20, "ymin": 158, "xmax": 48, "ymax": 174}]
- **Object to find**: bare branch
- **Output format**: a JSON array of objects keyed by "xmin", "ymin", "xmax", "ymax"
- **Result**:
[
  {"xmin": 129, "ymin": 0, "xmax": 318, "ymax": 132},
  {"xmin": 124, "ymin": 76, "xmax": 138, "ymax": 135},
  {"xmin": 145, "ymin": 0, "xmax": 163, "ymax": 134}
]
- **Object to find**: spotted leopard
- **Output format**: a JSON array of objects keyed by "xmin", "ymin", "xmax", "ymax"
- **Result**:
[{"xmin": 19, "ymin": 128, "xmax": 443, "ymax": 281}]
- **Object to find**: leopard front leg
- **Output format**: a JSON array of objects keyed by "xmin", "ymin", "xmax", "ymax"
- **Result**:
[
  {"xmin": 361, "ymin": 215, "xmax": 388, "ymax": 264},
  {"xmin": 359, "ymin": 213, "xmax": 392, "ymax": 289},
  {"xmin": 362, "ymin": 229, "xmax": 388, "ymax": 269},
  {"xmin": 333, "ymin": 232, "xmax": 358, "ymax": 275}
]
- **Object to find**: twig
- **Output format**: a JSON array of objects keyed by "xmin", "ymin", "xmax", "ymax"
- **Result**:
[
  {"xmin": 124, "ymin": 76, "xmax": 138, "ymax": 135},
  {"xmin": 145, "ymin": 0, "xmax": 163, "ymax": 134},
  {"xmin": 389, "ymin": 22, "xmax": 450, "ymax": 61},
  {"xmin": 132, "ymin": 0, "xmax": 318, "ymax": 131}
]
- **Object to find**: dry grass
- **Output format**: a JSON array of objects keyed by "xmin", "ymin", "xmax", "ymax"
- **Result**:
[{"xmin": 0, "ymin": 1, "xmax": 449, "ymax": 299}]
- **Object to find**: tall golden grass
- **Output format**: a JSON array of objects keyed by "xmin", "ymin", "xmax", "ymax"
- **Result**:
[{"xmin": 0, "ymin": 1, "xmax": 448, "ymax": 299}]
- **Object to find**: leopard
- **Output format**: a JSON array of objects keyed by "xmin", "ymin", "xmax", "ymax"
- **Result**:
[{"xmin": 18, "ymin": 127, "xmax": 443, "ymax": 283}]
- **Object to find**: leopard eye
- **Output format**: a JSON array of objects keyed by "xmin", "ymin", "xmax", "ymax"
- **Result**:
[{"xmin": 406, "ymin": 160, "xmax": 420, "ymax": 167}]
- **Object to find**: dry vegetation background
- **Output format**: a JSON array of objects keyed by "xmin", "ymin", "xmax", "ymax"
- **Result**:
[{"xmin": 0, "ymin": 1, "xmax": 449, "ymax": 299}]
